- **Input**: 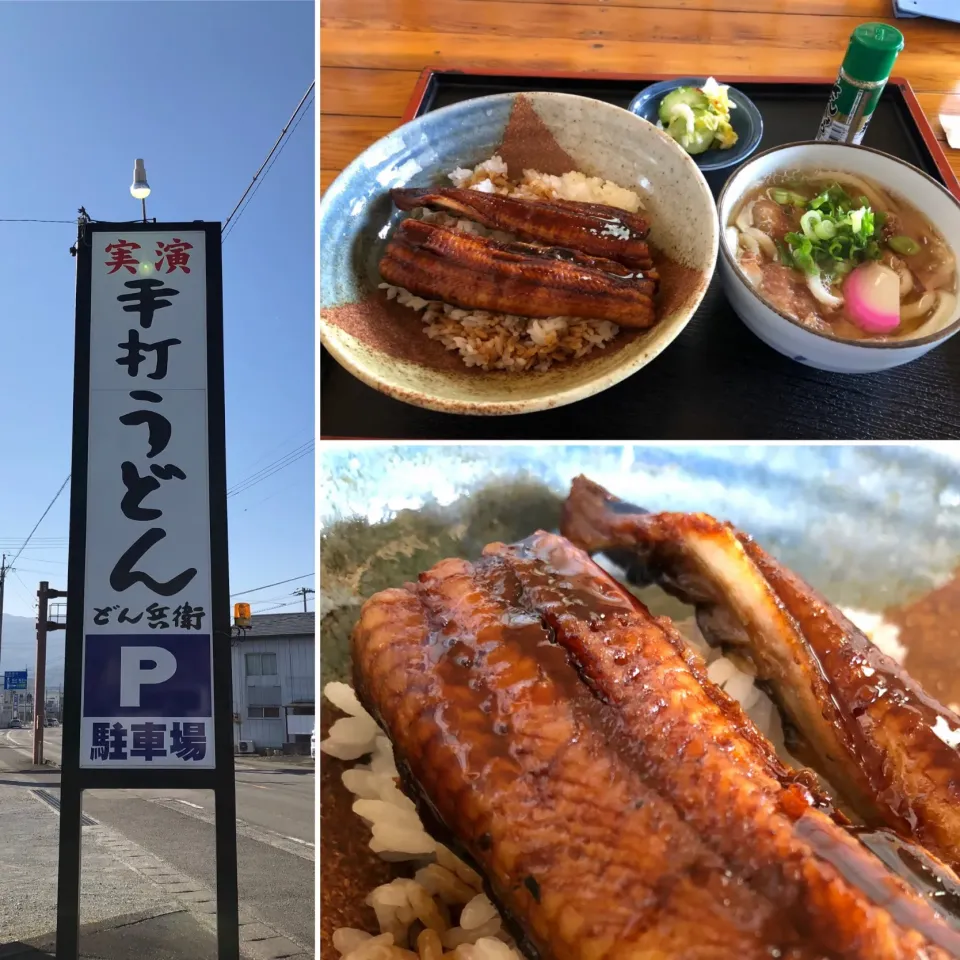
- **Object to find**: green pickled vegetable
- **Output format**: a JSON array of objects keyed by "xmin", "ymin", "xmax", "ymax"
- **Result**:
[
  {"xmin": 656, "ymin": 77, "xmax": 739, "ymax": 157},
  {"xmin": 888, "ymin": 235, "xmax": 921, "ymax": 256},
  {"xmin": 658, "ymin": 87, "xmax": 708, "ymax": 121}
]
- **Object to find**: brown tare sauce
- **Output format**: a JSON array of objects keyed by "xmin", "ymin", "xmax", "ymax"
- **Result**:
[
  {"xmin": 798, "ymin": 816, "xmax": 960, "ymax": 953},
  {"xmin": 849, "ymin": 827, "xmax": 960, "ymax": 932}
]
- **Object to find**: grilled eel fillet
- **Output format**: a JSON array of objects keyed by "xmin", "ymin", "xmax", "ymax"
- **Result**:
[
  {"xmin": 351, "ymin": 531, "xmax": 960, "ymax": 960},
  {"xmin": 391, "ymin": 187, "xmax": 655, "ymax": 272},
  {"xmin": 379, "ymin": 219, "xmax": 657, "ymax": 327},
  {"xmin": 561, "ymin": 475, "xmax": 960, "ymax": 872}
]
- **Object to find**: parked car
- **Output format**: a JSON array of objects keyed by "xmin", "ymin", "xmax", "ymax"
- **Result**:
[
  {"xmin": 310, "ymin": 728, "xmax": 315, "ymax": 759},
  {"xmin": 8, "ymin": 718, "xmax": 22, "ymax": 729},
  {"xmin": 44, "ymin": 717, "xmax": 59, "ymax": 727}
]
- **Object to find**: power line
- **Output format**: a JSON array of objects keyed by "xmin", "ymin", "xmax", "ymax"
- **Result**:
[
  {"xmin": 230, "ymin": 574, "xmax": 313, "ymax": 599},
  {"xmin": 9, "ymin": 474, "xmax": 71, "ymax": 569},
  {"xmin": 221, "ymin": 80, "xmax": 314, "ymax": 241},
  {"xmin": 221, "ymin": 93, "xmax": 313, "ymax": 245},
  {"xmin": 227, "ymin": 441, "xmax": 313, "ymax": 498},
  {"xmin": 0, "ymin": 218, "xmax": 76, "ymax": 224},
  {"xmin": 253, "ymin": 599, "xmax": 305, "ymax": 614}
]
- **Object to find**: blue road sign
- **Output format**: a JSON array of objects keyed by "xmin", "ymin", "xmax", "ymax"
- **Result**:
[{"xmin": 4, "ymin": 671, "xmax": 27, "ymax": 691}]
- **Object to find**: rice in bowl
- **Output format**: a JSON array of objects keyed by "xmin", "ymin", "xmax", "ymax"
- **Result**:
[{"xmin": 381, "ymin": 156, "xmax": 647, "ymax": 373}]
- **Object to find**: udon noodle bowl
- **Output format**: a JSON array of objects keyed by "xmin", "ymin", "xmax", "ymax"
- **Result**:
[{"xmin": 727, "ymin": 168, "xmax": 958, "ymax": 342}]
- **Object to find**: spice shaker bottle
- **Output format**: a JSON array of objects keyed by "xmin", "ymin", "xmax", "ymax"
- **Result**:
[{"xmin": 817, "ymin": 23, "xmax": 904, "ymax": 145}]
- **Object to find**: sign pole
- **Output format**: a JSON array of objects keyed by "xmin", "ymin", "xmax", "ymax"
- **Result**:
[
  {"xmin": 57, "ymin": 222, "xmax": 90, "ymax": 958},
  {"xmin": 57, "ymin": 219, "xmax": 238, "ymax": 959},
  {"xmin": 205, "ymin": 224, "xmax": 240, "ymax": 957}
]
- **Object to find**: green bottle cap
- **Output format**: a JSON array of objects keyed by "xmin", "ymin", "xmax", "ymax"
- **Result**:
[{"xmin": 843, "ymin": 23, "xmax": 904, "ymax": 84}]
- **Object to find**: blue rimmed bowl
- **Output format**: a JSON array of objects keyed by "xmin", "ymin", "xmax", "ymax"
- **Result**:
[
  {"xmin": 319, "ymin": 91, "xmax": 719, "ymax": 416},
  {"xmin": 628, "ymin": 78, "xmax": 763, "ymax": 173}
]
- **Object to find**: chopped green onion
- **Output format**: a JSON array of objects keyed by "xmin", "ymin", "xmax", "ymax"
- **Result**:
[
  {"xmin": 888, "ymin": 235, "xmax": 921, "ymax": 256},
  {"xmin": 782, "ymin": 186, "xmax": 881, "ymax": 277},
  {"xmin": 814, "ymin": 220, "xmax": 837, "ymax": 241},
  {"xmin": 768, "ymin": 188, "xmax": 808, "ymax": 207},
  {"xmin": 800, "ymin": 210, "xmax": 822, "ymax": 240},
  {"xmin": 775, "ymin": 239, "xmax": 794, "ymax": 267}
]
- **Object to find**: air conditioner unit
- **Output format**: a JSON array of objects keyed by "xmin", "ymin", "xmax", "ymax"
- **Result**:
[{"xmin": 237, "ymin": 740, "xmax": 256, "ymax": 754}]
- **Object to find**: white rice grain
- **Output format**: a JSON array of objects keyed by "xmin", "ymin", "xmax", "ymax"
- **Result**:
[
  {"xmin": 455, "ymin": 938, "xmax": 517, "ymax": 960},
  {"xmin": 414, "ymin": 864, "xmax": 478, "ymax": 906},
  {"xmin": 334, "ymin": 929, "xmax": 374, "ymax": 956},
  {"xmin": 324, "ymin": 681, "xmax": 374, "ymax": 720},
  {"xmin": 841, "ymin": 607, "xmax": 907, "ymax": 664},
  {"xmin": 441, "ymin": 919, "xmax": 502, "ymax": 950},
  {"xmin": 460, "ymin": 894, "xmax": 498, "ymax": 931}
]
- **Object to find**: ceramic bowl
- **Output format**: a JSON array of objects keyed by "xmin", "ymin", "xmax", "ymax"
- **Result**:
[
  {"xmin": 718, "ymin": 142, "xmax": 960, "ymax": 374},
  {"xmin": 319, "ymin": 91, "xmax": 718, "ymax": 416},
  {"xmin": 628, "ymin": 78, "xmax": 763, "ymax": 173}
]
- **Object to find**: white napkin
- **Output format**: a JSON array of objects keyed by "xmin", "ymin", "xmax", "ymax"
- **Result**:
[{"xmin": 940, "ymin": 114, "xmax": 960, "ymax": 150}]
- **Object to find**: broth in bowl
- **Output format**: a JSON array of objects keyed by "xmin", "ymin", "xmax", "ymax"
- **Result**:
[{"xmin": 727, "ymin": 170, "xmax": 957, "ymax": 342}]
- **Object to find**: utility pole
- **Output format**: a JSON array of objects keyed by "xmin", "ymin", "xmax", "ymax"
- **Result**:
[
  {"xmin": 292, "ymin": 586, "xmax": 314, "ymax": 612},
  {"xmin": 0, "ymin": 553, "xmax": 7, "ymax": 671},
  {"xmin": 34, "ymin": 582, "xmax": 67, "ymax": 766}
]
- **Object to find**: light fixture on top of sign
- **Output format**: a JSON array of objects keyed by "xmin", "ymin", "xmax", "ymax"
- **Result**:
[{"xmin": 130, "ymin": 158, "xmax": 151, "ymax": 223}]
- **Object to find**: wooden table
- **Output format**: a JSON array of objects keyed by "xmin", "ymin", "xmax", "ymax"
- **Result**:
[{"xmin": 321, "ymin": 0, "xmax": 960, "ymax": 193}]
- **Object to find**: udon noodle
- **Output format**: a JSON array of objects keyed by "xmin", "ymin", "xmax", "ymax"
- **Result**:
[{"xmin": 727, "ymin": 169, "xmax": 957, "ymax": 341}]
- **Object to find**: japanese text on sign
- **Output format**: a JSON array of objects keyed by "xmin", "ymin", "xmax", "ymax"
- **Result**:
[{"xmin": 81, "ymin": 231, "xmax": 214, "ymax": 768}]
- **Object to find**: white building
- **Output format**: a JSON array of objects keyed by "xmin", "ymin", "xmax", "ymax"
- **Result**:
[{"xmin": 230, "ymin": 612, "xmax": 315, "ymax": 752}]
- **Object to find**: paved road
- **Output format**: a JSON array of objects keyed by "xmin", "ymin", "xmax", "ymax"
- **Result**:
[
  {"xmin": 5, "ymin": 727, "xmax": 314, "ymax": 845},
  {"xmin": 1, "ymin": 727, "xmax": 315, "ymax": 951}
]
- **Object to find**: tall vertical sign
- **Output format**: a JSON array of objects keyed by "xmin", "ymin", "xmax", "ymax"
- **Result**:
[{"xmin": 58, "ymin": 222, "xmax": 238, "ymax": 959}]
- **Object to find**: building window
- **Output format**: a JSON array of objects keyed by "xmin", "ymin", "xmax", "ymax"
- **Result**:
[
  {"xmin": 248, "ymin": 706, "xmax": 281, "ymax": 719},
  {"xmin": 245, "ymin": 652, "xmax": 278, "ymax": 676}
]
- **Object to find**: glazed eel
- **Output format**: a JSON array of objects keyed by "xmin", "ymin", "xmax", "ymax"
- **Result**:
[
  {"xmin": 351, "ymin": 531, "xmax": 960, "ymax": 960},
  {"xmin": 560, "ymin": 474, "xmax": 960, "ymax": 874},
  {"xmin": 391, "ymin": 187, "xmax": 654, "ymax": 272},
  {"xmin": 380, "ymin": 220, "xmax": 658, "ymax": 327}
]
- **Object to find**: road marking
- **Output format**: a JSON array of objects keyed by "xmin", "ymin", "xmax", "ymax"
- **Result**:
[
  {"xmin": 172, "ymin": 799, "xmax": 204, "ymax": 810},
  {"xmin": 282, "ymin": 835, "xmax": 314, "ymax": 848},
  {"xmin": 147, "ymin": 797, "xmax": 314, "ymax": 861}
]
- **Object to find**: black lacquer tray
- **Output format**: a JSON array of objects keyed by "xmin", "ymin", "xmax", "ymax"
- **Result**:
[{"xmin": 321, "ymin": 69, "xmax": 960, "ymax": 440}]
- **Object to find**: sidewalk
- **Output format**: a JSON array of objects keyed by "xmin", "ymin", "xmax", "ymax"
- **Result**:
[
  {"xmin": 0, "ymin": 773, "xmax": 178, "ymax": 945},
  {"xmin": 0, "ymin": 908, "xmax": 217, "ymax": 960},
  {"xmin": 0, "ymin": 747, "xmax": 312, "ymax": 960}
]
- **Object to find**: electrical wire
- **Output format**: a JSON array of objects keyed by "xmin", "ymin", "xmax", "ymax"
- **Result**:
[
  {"xmin": 8, "ymin": 474, "xmax": 71, "ymax": 569},
  {"xmin": 222, "ymin": 93, "xmax": 313, "ymax": 245},
  {"xmin": 253, "ymin": 599, "xmax": 306, "ymax": 614},
  {"xmin": 0, "ymin": 218, "xmax": 76, "ymax": 224},
  {"xmin": 221, "ymin": 80, "xmax": 315, "ymax": 242},
  {"xmin": 227, "ymin": 441, "xmax": 313, "ymax": 498},
  {"xmin": 230, "ymin": 574, "xmax": 314, "ymax": 599}
]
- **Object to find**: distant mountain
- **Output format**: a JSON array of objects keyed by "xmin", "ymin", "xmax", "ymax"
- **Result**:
[{"xmin": 0, "ymin": 614, "xmax": 65, "ymax": 688}]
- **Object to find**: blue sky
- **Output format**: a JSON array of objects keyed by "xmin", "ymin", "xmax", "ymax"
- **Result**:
[{"xmin": 0, "ymin": 1, "xmax": 315, "ymax": 630}]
